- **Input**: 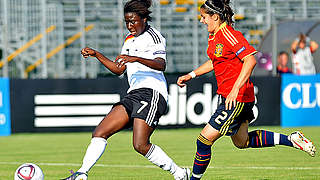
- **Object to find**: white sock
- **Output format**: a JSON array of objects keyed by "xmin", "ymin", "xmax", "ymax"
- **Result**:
[
  {"xmin": 274, "ymin": 133, "xmax": 280, "ymax": 145},
  {"xmin": 78, "ymin": 137, "xmax": 107, "ymax": 173},
  {"xmin": 145, "ymin": 144, "xmax": 184, "ymax": 177}
]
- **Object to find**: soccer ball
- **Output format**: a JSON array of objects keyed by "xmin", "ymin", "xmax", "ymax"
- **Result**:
[{"xmin": 14, "ymin": 163, "xmax": 44, "ymax": 180}]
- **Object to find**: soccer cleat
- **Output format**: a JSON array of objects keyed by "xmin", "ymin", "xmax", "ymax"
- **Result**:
[
  {"xmin": 288, "ymin": 131, "xmax": 316, "ymax": 157},
  {"xmin": 183, "ymin": 168, "xmax": 191, "ymax": 180},
  {"xmin": 174, "ymin": 168, "xmax": 191, "ymax": 180},
  {"xmin": 61, "ymin": 170, "xmax": 88, "ymax": 180}
]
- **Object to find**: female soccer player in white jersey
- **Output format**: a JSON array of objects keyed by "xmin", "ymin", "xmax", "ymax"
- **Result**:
[
  {"xmin": 291, "ymin": 33, "xmax": 319, "ymax": 75},
  {"xmin": 62, "ymin": 0, "xmax": 190, "ymax": 179}
]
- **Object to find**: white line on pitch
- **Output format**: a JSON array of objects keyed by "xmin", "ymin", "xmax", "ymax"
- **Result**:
[{"xmin": 1, "ymin": 162, "xmax": 319, "ymax": 170}]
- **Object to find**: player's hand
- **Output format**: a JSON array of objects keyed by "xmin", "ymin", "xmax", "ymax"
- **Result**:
[
  {"xmin": 225, "ymin": 88, "xmax": 239, "ymax": 110},
  {"xmin": 115, "ymin": 55, "xmax": 137, "ymax": 68},
  {"xmin": 81, "ymin": 47, "xmax": 96, "ymax": 58},
  {"xmin": 177, "ymin": 74, "xmax": 192, "ymax": 87}
]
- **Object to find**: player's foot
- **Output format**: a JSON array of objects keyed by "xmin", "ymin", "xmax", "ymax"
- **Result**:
[
  {"xmin": 61, "ymin": 170, "xmax": 88, "ymax": 180},
  {"xmin": 174, "ymin": 167, "xmax": 190, "ymax": 180},
  {"xmin": 183, "ymin": 168, "xmax": 191, "ymax": 180},
  {"xmin": 288, "ymin": 131, "xmax": 316, "ymax": 157}
]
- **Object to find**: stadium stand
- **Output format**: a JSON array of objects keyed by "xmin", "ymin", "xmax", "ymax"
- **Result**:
[{"xmin": 0, "ymin": 0, "xmax": 320, "ymax": 78}]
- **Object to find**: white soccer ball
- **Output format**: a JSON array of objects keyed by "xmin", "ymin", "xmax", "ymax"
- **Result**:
[{"xmin": 14, "ymin": 163, "xmax": 44, "ymax": 180}]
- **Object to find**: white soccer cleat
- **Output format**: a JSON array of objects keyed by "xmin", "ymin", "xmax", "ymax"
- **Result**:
[
  {"xmin": 183, "ymin": 168, "xmax": 191, "ymax": 180},
  {"xmin": 74, "ymin": 174, "xmax": 88, "ymax": 180},
  {"xmin": 288, "ymin": 131, "xmax": 316, "ymax": 157},
  {"xmin": 61, "ymin": 171, "xmax": 88, "ymax": 180},
  {"xmin": 174, "ymin": 168, "xmax": 191, "ymax": 180}
]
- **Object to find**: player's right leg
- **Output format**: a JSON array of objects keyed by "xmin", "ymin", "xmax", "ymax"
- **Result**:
[
  {"xmin": 132, "ymin": 118, "xmax": 190, "ymax": 180},
  {"xmin": 190, "ymin": 124, "xmax": 221, "ymax": 180},
  {"xmin": 61, "ymin": 105, "xmax": 130, "ymax": 180},
  {"xmin": 191, "ymin": 97, "xmax": 243, "ymax": 180}
]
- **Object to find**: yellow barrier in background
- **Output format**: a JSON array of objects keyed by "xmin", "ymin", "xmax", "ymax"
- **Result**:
[
  {"xmin": 0, "ymin": 25, "xmax": 56, "ymax": 68},
  {"xmin": 24, "ymin": 24, "xmax": 95, "ymax": 78}
]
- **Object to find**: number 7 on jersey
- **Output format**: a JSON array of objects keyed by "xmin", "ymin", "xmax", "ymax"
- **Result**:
[{"xmin": 137, "ymin": 101, "xmax": 148, "ymax": 113}]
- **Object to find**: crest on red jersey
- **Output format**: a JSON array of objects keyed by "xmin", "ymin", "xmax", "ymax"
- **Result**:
[{"xmin": 214, "ymin": 44, "xmax": 224, "ymax": 57}]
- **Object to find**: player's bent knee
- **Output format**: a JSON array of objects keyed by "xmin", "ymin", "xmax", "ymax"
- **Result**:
[
  {"xmin": 92, "ymin": 134, "xmax": 107, "ymax": 139},
  {"xmin": 133, "ymin": 142, "xmax": 149, "ymax": 155},
  {"xmin": 235, "ymin": 144, "xmax": 247, "ymax": 149},
  {"xmin": 92, "ymin": 130, "xmax": 109, "ymax": 139},
  {"xmin": 233, "ymin": 141, "xmax": 248, "ymax": 149}
]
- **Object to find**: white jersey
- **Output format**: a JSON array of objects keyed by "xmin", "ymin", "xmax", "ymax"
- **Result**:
[
  {"xmin": 121, "ymin": 26, "xmax": 168, "ymax": 101},
  {"xmin": 292, "ymin": 47, "xmax": 316, "ymax": 75}
]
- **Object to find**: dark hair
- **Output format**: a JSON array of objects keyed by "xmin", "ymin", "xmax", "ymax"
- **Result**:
[
  {"xmin": 124, "ymin": 0, "xmax": 152, "ymax": 22},
  {"xmin": 201, "ymin": 0, "xmax": 234, "ymax": 26},
  {"xmin": 279, "ymin": 51, "xmax": 289, "ymax": 57},
  {"xmin": 299, "ymin": 33, "xmax": 306, "ymax": 44}
]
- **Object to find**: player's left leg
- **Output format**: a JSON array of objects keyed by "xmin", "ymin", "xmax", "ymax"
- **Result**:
[
  {"xmin": 231, "ymin": 100, "xmax": 294, "ymax": 150},
  {"xmin": 231, "ymin": 121, "xmax": 316, "ymax": 156},
  {"xmin": 232, "ymin": 120, "xmax": 293, "ymax": 148},
  {"xmin": 132, "ymin": 118, "xmax": 189, "ymax": 180},
  {"xmin": 231, "ymin": 120, "xmax": 279, "ymax": 148}
]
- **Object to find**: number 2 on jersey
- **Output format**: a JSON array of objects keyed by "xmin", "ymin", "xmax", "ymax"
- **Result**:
[
  {"xmin": 215, "ymin": 111, "xmax": 228, "ymax": 124},
  {"xmin": 137, "ymin": 101, "xmax": 148, "ymax": 113}
]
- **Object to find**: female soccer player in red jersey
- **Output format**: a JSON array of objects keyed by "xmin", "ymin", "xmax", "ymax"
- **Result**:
[{"xmin": 177, "ymin": 0, "xmax": 316, "ymax": 179}]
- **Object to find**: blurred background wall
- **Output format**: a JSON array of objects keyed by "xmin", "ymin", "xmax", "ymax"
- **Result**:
[{"xmin": 1, "ymin": 0, "xmax": 320, "ymax": 79}]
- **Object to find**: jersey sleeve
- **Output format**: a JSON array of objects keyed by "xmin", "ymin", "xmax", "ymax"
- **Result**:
[
  {"xmin": 120, "ymin": 33, "xmax": 132, "ymax": 55},
  {"xmin": 223, "ymin": 30, "xmax": 257, "ymax": 60},
  {"xmin": 145, "ymin": 33, "xmax": 167, "ymax": 61},
  {"xmin": 150, "ymin": 38, "xmax": 166, "ymax": 60}
]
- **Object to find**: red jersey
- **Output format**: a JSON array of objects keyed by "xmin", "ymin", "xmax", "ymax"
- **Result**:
[{"xmin": 207, "ymin": 22, "xmax": 257, "ymax": 102}]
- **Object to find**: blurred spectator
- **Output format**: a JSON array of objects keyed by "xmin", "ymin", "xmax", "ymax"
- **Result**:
[
  {"xmin": 291, "ymin": 33, "xmax": 319, "ymax": 75},
  {"xmin": 276, "ymin": 51, "xmax": 292, "ymax": 76}
]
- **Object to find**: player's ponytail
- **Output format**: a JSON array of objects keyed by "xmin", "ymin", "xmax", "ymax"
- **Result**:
[
  {"xmin": 201, "ymin": 0, "xmax": 234, "ymax": 26},
  {"xmin": 222, "ymin": 0, "xmax": 234, "ymax": 26},
  {"xmin": 124, "ymin": 0, "xmax": 153, "ymax": 22}
]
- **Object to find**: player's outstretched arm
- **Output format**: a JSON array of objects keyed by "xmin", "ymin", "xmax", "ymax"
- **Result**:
[
  {"xmin": 177, "ymin": 60, "xmax": 214, "ymax": 87},
  {"xmin": 81, "ymin": 47, "xmax": 126, "ymax": 75},
  {"xmin": 116, "ymin": 55, "xmax": 166, "ymax": 71},
  {"xmin": 310, "ymin": 40, "xmax": 319, "ymax": 53},
  {"xmin": 291, "ymin": 39, "xmax": 299, "ymax": 53}
]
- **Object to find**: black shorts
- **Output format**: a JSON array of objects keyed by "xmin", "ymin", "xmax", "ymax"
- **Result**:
[
  {"xmin": 113, "ymin": 88, "xmax": 167, "ymax": 128},
  {"xmin": 208, "ymin": 95, "xmax": 255, "ymax": 136}
]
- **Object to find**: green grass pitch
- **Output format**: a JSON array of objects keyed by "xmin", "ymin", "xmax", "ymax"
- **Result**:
[{"xmin": 1, "ymin": 126, "xmax": 320, "ymax": 179}]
